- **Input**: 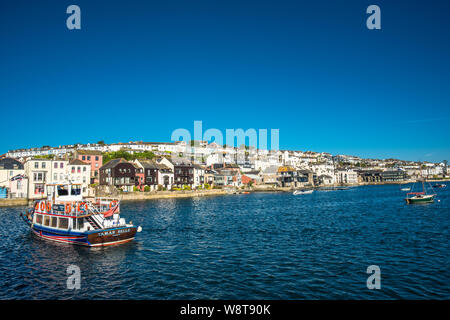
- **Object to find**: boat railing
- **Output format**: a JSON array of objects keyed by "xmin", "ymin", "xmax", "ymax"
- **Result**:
[{"xmin": 35, "ymin": 199, "xmax": 127, "ymax": 228}]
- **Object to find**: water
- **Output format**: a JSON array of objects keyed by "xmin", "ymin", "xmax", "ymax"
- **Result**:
[{"xmin": 0, "ymin": 184, "xmax": 448, "ymax": 299}]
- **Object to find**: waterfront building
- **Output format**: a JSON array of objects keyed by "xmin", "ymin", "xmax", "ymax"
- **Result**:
[
  {"xmin": 318, "ymin": 174, "xmax": 334, "ymax": 185},
  {"xmin": 67, "ymin": 159, "xmax": 91, "ymax": 196},
  {"xmin": 24, "ymin": 159, "xmax": 52, "ymax": 199},
  {"xmin": 9, "ymin": 174, "xmax": 28, "ymax": 198},
  {"xmin": 50, "ymin": 160, "xmax": 69, "ymax": 184},
  {"xmin": 74, "ymin": 150, "xmax": 103, "ymax": 183},
  {"xmin": 335, "ymin": 169, "xmax": 358, "ymax": 185},
  {"xmin": 166, "ymin": 158, "xmax": 194, "ymax": 188},
  {"xmin": 381, "ymin": 169, "xmax": 407, "ymax": 182},
  {"xmin": 133, "ymin": 163, "xmax": 145, "ymax": 191},
  {"xmin": 203, "ymin": 169, "xmax": 216, "ymax": 187},
  {"xmin": 356, "ymin": 170, "xmax": 383, "ymax": 183},
  {"xmin": 133, "ymin": 159, "xmax": 159, "ymax": 191},
  {"xmin": 241, "ymin": 173, "xmax": 261, "ymax": 185},
  {"xmin": 99, "ymin": 158, "xmax": 136, "ymax": 192},
  {"xmin": 192, "ymin": 164, "xmax": 205, "ymax": 189},
  {"xmin": 214, "ymin": 168, "xmax": 241, "ymax": 187},
  {"xmin": 261, "ymin": 165, "xmax": 279, "ymax": 185},
  {"xmin": 277, "ymin": 166, "xmax": 312, "ymax": 188},
  {"xmin": 0, "ymin": 157, "xmax": 24, "ymax": 188},
  {"xmin": 156, "ymin": 162, "xmax": 174, "ymax": 190}
]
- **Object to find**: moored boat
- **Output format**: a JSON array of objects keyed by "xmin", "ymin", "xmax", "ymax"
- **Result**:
[
  {"xmin": 22, "ymin": 182, "xmax": 141, "ymax": 247},
  {"xmin": 432, "ymin": 184, "xmax": 446, "ymax": 188},
  {"xmin": 405, "ymin": 193, "xmax": 435, "ymax": 204},
  {"xmin": 404, "ymin": 180, "xmax": 436, "ymax": 205},
  {"xmin": 293, "ymin": 189, "xmax": 314, "ymax": 195}
]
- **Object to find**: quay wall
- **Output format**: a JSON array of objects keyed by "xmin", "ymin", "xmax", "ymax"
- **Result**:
[
  {"xmin": 0, "ymin": 198, "xmax": 28, "ymax": 207},
  {"xmin": 120, "ymin": 189, "xmax": 229, "ymax": 201}
]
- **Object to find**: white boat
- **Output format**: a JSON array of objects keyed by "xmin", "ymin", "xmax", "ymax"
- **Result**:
[
  {"xmin": 293, "ymin": 190, "xmax": 314, "ymax": 195},
  {"xmin": 21, "ymin": 181, "xmax": 142, "ymax": 247},
  {"xmin": 400, "ymin": 188, "xmax": 411, "ymax": 191}
]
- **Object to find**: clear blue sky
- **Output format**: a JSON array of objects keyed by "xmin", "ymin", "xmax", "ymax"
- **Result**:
[{"xmin": 1, "ymin": 0, "xmax": 449, "ymax": 162}]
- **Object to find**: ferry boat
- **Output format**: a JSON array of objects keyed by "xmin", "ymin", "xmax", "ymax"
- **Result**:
[{"xmin": 21, "ymin": 182, "xmax": 141, "ymax": 247}]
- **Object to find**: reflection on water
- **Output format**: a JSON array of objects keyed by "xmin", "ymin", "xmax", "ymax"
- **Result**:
[{"xmin": 0, "ymin": 184, "xmax": 449, "ymax": 299}]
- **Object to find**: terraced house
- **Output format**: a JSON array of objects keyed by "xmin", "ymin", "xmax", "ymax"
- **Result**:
[
  {"xmin": 74, "ymin": 149, "xmax": 103, "ymax": 183},
  {"xmin": 99, "ymin": 158, "xmax": 136, "ymax": 192}
]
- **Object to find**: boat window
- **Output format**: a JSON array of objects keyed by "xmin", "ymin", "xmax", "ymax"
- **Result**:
[
  {"xmin": 77, "ymin": 218, "xmax": 84, "ymax": 230},
  {"xmin": 43, "ymin": 215, "xmax": 51, "ymax": 227},
  {"xmin": 71, "ymin": 186, "xmax": 81, "ymax": 195},
  {"xmin": 51, "ymin": 217, "xmax": 58, "ymax": 228},
  {"xmin": 57, "ymin": 186, "xmax": 69, "ymax": 196},
  {"xmin": 58, "ymin": 217, "xmax": 69, "ymax": 229},
  {"xmin": 35, "ymin": 214, "xmax": 42, "ymax": 224}
]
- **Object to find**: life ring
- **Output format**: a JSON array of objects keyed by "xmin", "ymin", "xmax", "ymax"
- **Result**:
[
  {"xmin": 77, "ymin": 202, "xmax": 88, "ymax": 212},
  {"xmin": 40, "ymin": 201, "xmax": 45, "ymax": 212},
  {"xmin": 65, "ymin": 203, "xmax": 72, "ymax": 214},
  {"xmin": 35, "ymin": 202, "xmax": 39, "ymax": 211},
  {"xmin": 109, "ymin": 200, "xmax": 118, "ymax": 209},
  {"xmin": 46, "ymin": 202, "xmax": 52, "ymax": 213}
]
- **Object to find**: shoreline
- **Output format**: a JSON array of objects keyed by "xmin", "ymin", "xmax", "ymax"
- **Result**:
[{"xmin": 1, "ymin": 178, "xmax": 448, "ymax": 207}]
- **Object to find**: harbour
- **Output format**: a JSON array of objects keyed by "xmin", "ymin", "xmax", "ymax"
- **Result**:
[{"xmin": 1, "ymin": 184, "xmax": 448, "ymax": 299}]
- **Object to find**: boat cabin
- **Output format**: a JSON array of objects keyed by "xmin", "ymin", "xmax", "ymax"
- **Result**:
[{"xmin": 32, "ymin": 182, "xmax": 126, "ymax": 233}]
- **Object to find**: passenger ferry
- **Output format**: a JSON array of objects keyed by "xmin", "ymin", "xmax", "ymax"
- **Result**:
[{"xmin": 22, "ymin": 182, "xmax": 141, "ymax": 247}]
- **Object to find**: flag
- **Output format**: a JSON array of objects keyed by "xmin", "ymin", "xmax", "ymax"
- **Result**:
[{"xmin": 103, "ymin": 202, "xmax": 119, "ymax": 218}]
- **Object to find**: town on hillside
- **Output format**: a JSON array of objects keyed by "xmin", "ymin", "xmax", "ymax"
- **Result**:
[{"xmin": 0, "ymin": 141, "xmax": 448, "ymax": 200}]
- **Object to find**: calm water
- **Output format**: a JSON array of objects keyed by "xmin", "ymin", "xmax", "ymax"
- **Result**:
[{"xmin": 0, "ymin": 184, "xmax": 448, "ymax": 299}]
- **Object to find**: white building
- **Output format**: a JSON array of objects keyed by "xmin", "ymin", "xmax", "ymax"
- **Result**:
[{"xmin": 335, "ymin": 169, "xmax": 358, "ymax": 185}]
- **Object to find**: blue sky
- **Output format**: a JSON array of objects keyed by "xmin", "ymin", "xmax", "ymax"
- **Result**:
[{"xmin": 0, "ymin": 0, "xmax": 449, "ymax": 162}]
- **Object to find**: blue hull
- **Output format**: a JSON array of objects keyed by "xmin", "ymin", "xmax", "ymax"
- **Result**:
[{"xmin": 31, "ymin": 224, "xmax": 137, "ymax": 247}]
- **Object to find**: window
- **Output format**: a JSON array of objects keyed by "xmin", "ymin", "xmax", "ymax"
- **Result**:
[
  {"xmin": 34, "ymin": 162, "xmax": 39, "ymax": 169},
  {"xmin": 82, "ymin": 156, "xmax": 86, "ymax": 160},
  {"xmin": 77, "ymin": 167, "xmax": 81, "ymax": 173},
  {"xmin": 54, "ymin": 162, "xmax": 58, "ymax": 169},
  {"xmin": 58, "ymin": 217, "xmax": 69, "ymax": 229},
  {"xmin": 57, "ymin": 185, "xmax": 68, "ymax": 196},
  {"xmin": 83, "ymin": 167, "xmax": 87, "ymax": 172},
  {"xmin": 87, "ymin": 156, "xmax": 91, "ymax": 161},
  {"xmin": 9, "ymin": 171, "xmax": 13, "ymax": 176},
  {"xmin": 35, "ymin": 214, "xmax": 42, "ymax": 224},
  {"xmin": 95, "ymin": 163, "xmax": 98, "ymax": 168},
  {"xmin": 95, "ymin": 156, "xmax": 99, "ymax": 161},
  {"xmin": 51, "ymin": 217, "xmax": 58, "ymax": 228},
  {"xmin": 42, "ymin": 162, "xmax": 46, "ymax": 169},
  {"xmin": 71, "ymin": 167, "xmax": 75, "ymax": 174},
  {"xmin": 43, "ymin": 215, "xmax": 50, "ymax": 226},
  {"xmin": 53, "ymin": 173, "xmax": 57, "ymax": 181},
  {"xmin": 60, "ymin": 163, "xmax": 64, "ymax": 169},
  {"xmin": 71, "ymin": 186, "xmax": 81, "ymax": 195}
]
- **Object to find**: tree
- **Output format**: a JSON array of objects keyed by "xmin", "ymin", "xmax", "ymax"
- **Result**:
[{"xmin": 97, "ymin": 141, "xmax": 105, "ymax": 145}]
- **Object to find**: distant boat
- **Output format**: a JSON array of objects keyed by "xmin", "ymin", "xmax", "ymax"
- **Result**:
[
  {"xmin": 293, "ymin": 190, "xmax": 314, "ymax": 195},
  {"xmin": 400, "ymin": 187, "xmax": 411, "ymax": 191},
  {"xmin": 405, "ymin": 180, "xmax": 436, "ymax": 204},
  {"xmin": 432, "ymin": 184, "xmax": 446, "ymax": 188}
]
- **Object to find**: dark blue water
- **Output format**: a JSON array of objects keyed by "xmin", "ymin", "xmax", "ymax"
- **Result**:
[{"xmin": 0, "ymin": 184, "xmax": 449, "ymax": 299}]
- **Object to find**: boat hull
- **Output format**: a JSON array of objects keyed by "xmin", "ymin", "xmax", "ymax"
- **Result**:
[
  {"xmin": 30, "ymin": 224, "xmax": 137, "ymax": 247},
  {"xmin": 405, "ymin": 195, "xmax": 435, "ymax": 204}
]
